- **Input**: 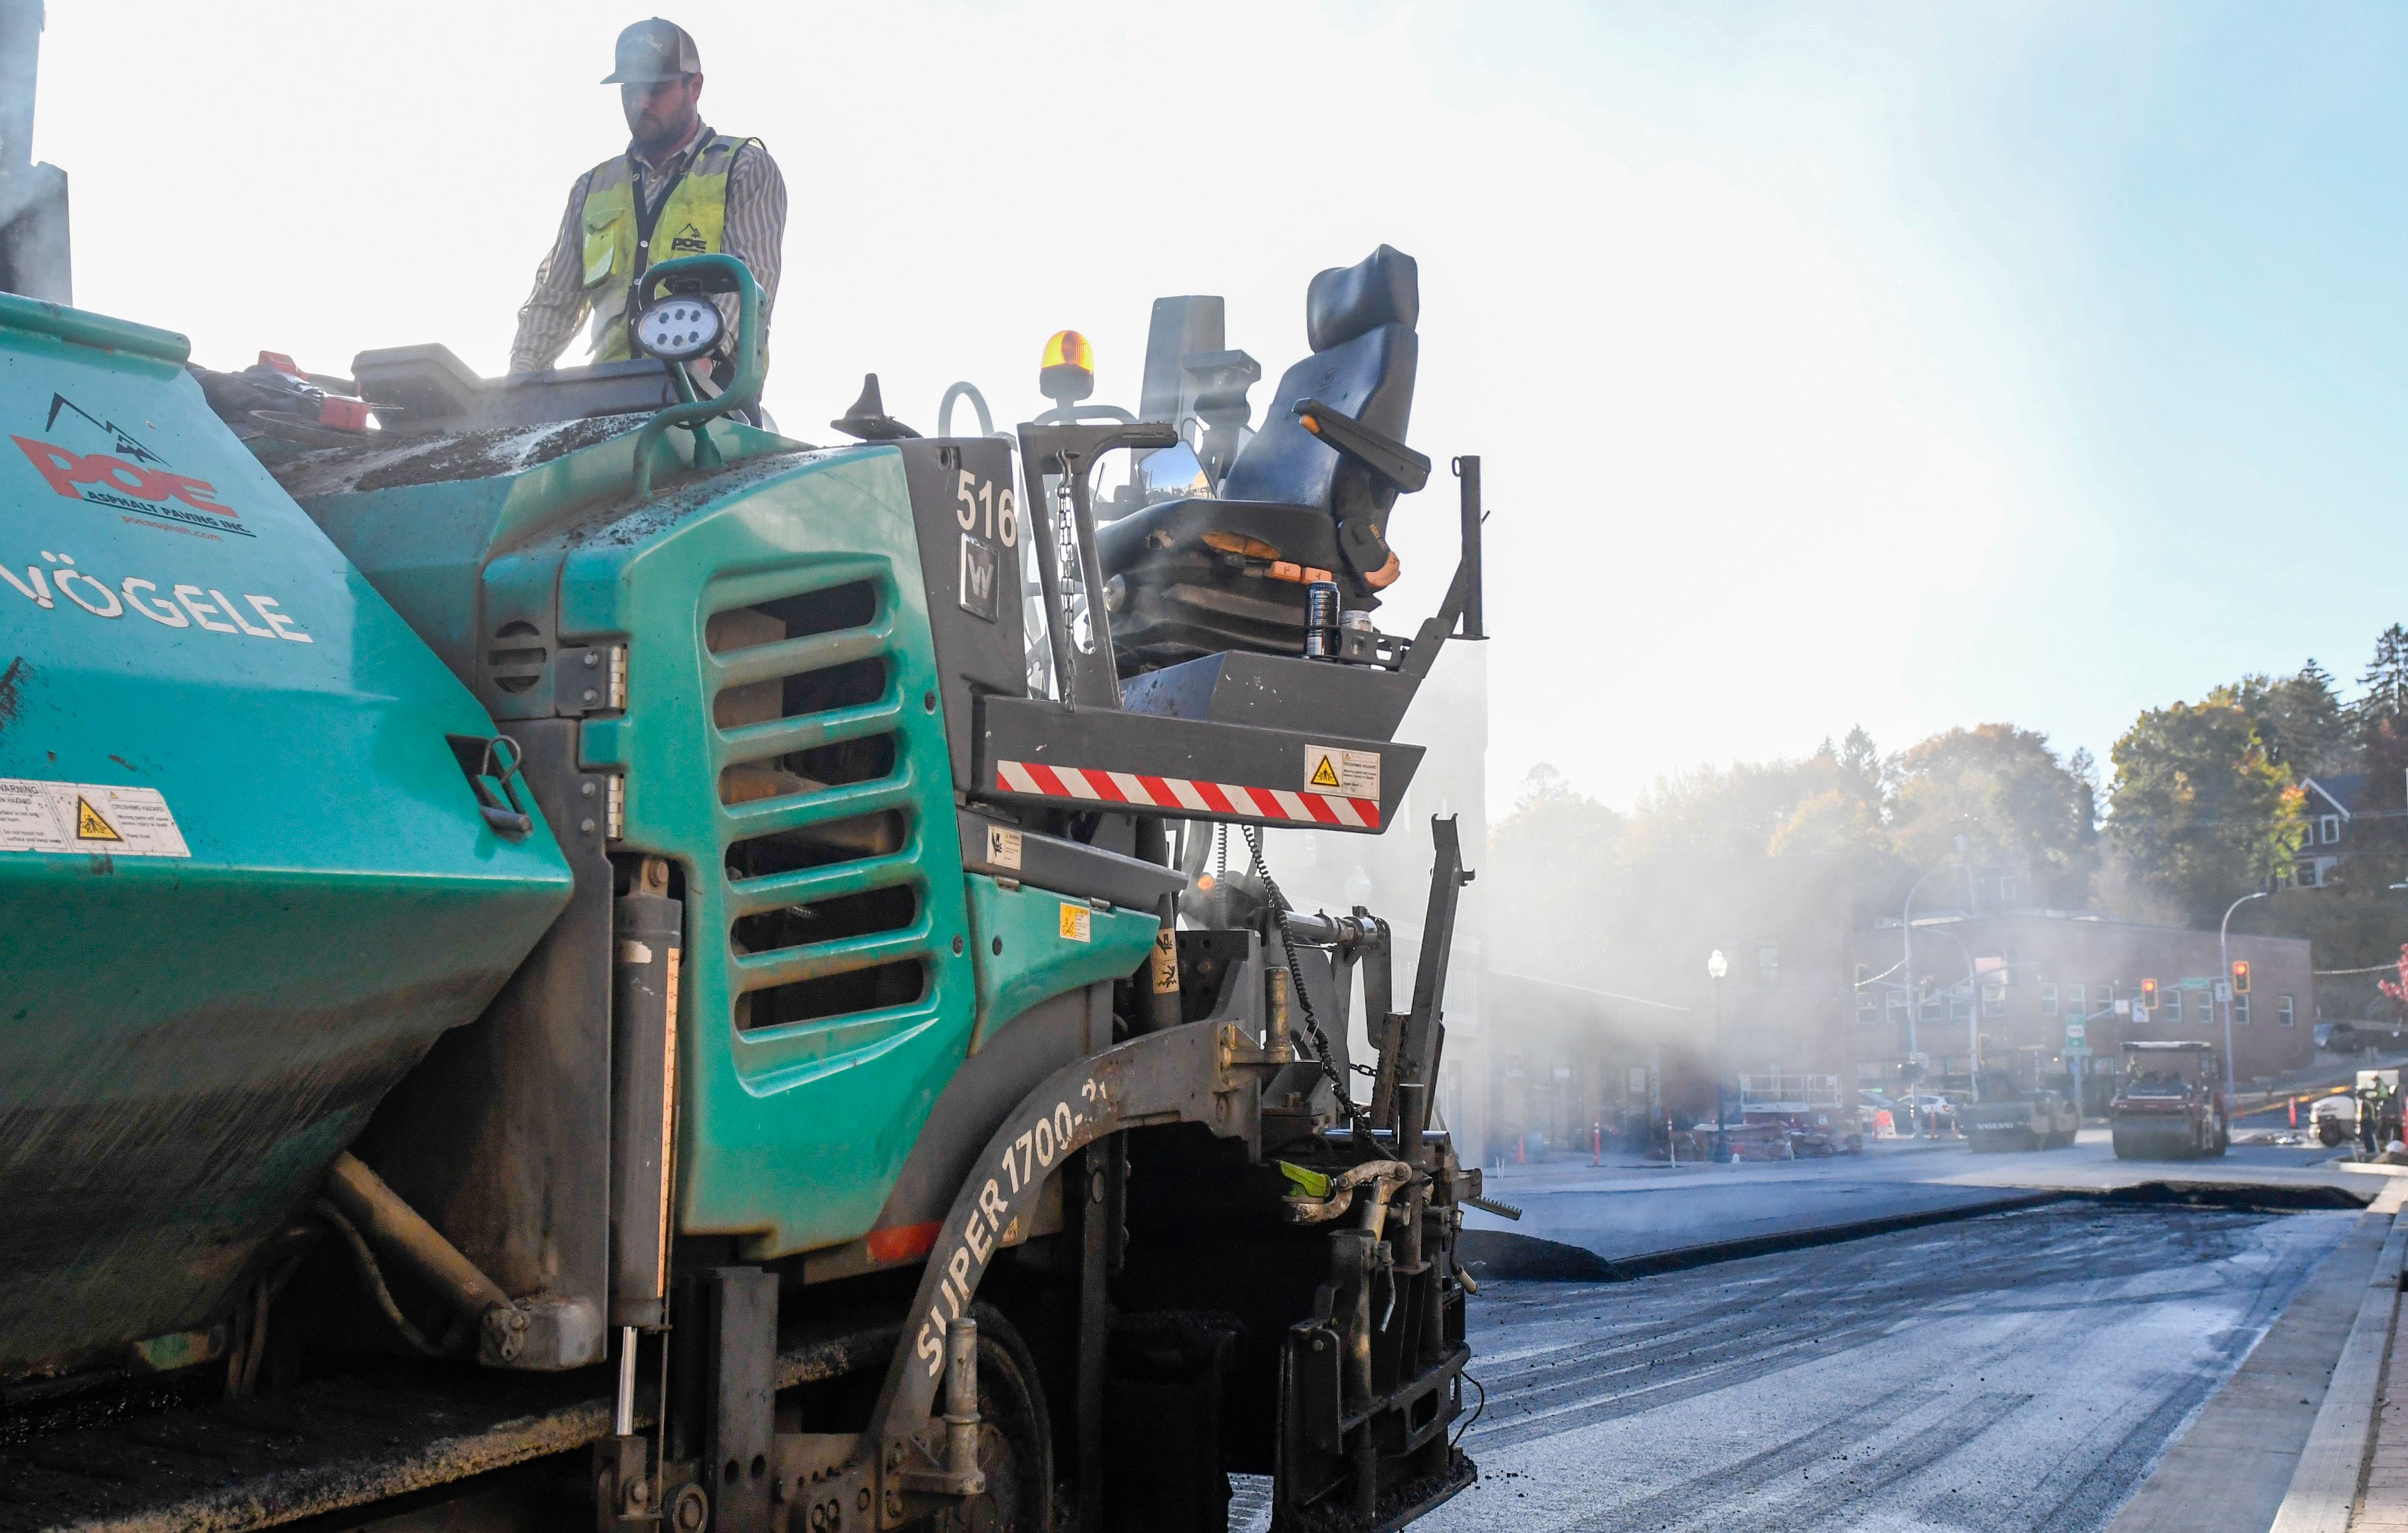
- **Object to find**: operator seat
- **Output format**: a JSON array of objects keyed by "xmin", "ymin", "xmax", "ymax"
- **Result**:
[{"xmin": 1098, "ymin": 245, "xmax": 1427, "ymax": 672}]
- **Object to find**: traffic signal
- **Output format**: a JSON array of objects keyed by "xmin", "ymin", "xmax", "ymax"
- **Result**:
[
  {"xmin": 2141, "ymin": 977, "xmax": 2158, "ymax": 1011},
  {"xmin": 2232, "ymin": 960, "xmax": 2251, "ymax": 995}
]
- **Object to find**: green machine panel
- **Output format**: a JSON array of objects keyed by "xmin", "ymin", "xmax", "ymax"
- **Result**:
[{"xmin": 567, "ymin": 447, "xmax": 979, "ymax": 1257}]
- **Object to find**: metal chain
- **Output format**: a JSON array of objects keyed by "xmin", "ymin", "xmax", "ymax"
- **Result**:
[{"xmin": 1244, "ymin": 825, "xmax": 1378, "ymax": 1127}]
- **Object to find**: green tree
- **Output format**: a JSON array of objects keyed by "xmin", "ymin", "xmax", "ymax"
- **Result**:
[
  {"xmin": 1837, "ymin": 724, "xmax": 1881, "ymax": 790},
  {"xmin": 2106, "ymin": 701, "xmax": 2306, "ymax": 926},
  {"xmin": 1887, "ymin": 724, "xmax": 2097, "ymax": 907},
  {"xmin": 1487, "ymin": 764, "xmax": 1627, "ymax": 971},
  {"xmin": 2219, "ymin": 662, "xmax": 2353, "ymax": 775},
  {"xmin": 1622, "ymin": 731, "xmax": 1886, "ymax": 864},
  {"xmin": 1499, "ymin": 763, "xmax": 1627, "ymax": 849}
]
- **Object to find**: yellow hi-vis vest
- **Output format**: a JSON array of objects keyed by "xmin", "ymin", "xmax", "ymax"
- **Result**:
[{"xmin": 578, "ymin": 132, "xmax": 757, "ymax": 364}]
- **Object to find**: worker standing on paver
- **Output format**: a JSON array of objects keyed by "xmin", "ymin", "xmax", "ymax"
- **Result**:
[
  {"xmin": 509, "ymin": 18, "xmax": 788, "ymax": 385},
  {"xmin": 2362, "ymin": 1081, "xmax": 2385, "ymax": 1157}
]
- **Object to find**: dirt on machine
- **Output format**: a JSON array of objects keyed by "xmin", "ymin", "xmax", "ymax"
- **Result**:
[
  {"xmin": 0, "ymin": 20, "xmax": 1497, "ymax": 1530},
  {"xmin": 2110, "ymin": 1042, "xmax": 2231, "ymax": 1160}
]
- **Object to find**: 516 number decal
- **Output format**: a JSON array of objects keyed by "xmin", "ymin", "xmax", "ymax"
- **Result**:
[{"xmin": 956, "ymin": 472, "xmax": 1017, "ymax": 547}]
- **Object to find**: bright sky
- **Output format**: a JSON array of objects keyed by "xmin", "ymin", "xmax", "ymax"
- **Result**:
[{"xmin": 38, "ymin": 3, "xmax": 2408, "ymax": 814}]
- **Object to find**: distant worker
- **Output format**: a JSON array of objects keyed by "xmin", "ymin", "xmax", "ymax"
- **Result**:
[{"xmin": 509, "ymin": 18, "xmax": 787, "ymax": 388}]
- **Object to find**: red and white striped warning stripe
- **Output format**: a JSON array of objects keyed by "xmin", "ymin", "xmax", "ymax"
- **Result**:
[{"xmin": 994, "ymin": 760, "xmax": 1381, "ymax": 829}]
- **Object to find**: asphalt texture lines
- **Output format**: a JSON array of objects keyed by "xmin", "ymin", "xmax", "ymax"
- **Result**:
[{"xmin": 1415, "ymin": 1202, "xmax": 2354, "ymax": 1533}]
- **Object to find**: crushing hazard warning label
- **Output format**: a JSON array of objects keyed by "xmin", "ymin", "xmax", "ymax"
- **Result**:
[
  {"xmin": 75, "ymin": 797, "xmax": 120, "ymax": 841},
  {"xmin": 1302, "ymin": 745, "xmax": 1380, "ymax": 800},
  {"xmin": 0, "ymin": 778, "xmax": 190, "ymax": 857}
]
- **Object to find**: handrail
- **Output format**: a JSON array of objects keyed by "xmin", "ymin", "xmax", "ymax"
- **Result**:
[
  {"xmin": 628, "ymin": 253, "xmax": 765, "ymax": 501},
  {"xmin": 938, "ymin": 381, "xmax": 995, "ymax": 437}
]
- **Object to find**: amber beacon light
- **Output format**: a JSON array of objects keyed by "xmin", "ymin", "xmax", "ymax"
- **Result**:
[{"xmin": 1039, "ymin": 329, "xmax": 1096, "ymax": 406}]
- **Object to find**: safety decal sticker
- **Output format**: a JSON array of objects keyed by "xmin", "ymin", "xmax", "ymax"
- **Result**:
[
  {"xmin": 1059, "ymin": 903, "xmax": 1091, "ymax": 943},
  {"xmin": 985, "ymin": 823, "xmax": 1023, "ymax": 871},
  {"xmin": 0, "ymin": 778, "xmax": 191, "ymax": 857},
  {"xmin": 1304, "ymin": 744, "xmax": 1380, "ymax": 799}
]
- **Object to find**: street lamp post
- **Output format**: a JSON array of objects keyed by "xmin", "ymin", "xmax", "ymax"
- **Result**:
[
  {"xmin": 2220, "ymin": 889, "xmax": 2270, "ymax": 1095},
  {"xmin": 1708, "ymin": 949, "xmax": 1730, "ymax": 1162}
]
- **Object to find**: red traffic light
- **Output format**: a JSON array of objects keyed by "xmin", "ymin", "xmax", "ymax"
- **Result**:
[
  {"xmin": 2232, "ymin": 960, "xmax": 2251, "ymax": 995},
  {"xmin": 2141, "ymin": 977, "xmax": 2158, "ymax": 1009}
]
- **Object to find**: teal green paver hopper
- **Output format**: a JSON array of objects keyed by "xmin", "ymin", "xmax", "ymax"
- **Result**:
[{"xmin": 0, "ymin": 295, "xmax": 573, "ymax": 1380}]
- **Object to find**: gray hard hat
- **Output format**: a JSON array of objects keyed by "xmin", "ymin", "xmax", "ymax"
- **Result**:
[{"xmin": 603, "ymin": 18, "xmax": 702, "ymax": 84}]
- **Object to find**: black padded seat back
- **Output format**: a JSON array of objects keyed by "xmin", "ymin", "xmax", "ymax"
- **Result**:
[
  {"xmin": 1219, "ymin": 245, "xmax": 1420, "ymax": 524},
  {"xmin": 1220, "ymin": 327, "xmax": 1418, "ymax": 513},
  {"xmin": 1307, "ymin": 244, "xmax": 1419, "ymax": 351}
]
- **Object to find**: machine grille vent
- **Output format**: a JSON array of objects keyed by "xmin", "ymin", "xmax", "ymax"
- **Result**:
[
  {"xmin": 707, "ymin": 581, "xmax": 892, "ymax": 807},
  {"xmin": 709, "ymin": 575, "xmax": 930, "ymax": 1037}
]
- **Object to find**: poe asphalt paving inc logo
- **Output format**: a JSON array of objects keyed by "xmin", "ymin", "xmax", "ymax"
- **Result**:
[{"xmin": 11, "ymin": 394, "xmax": 253, "ymax": 539}]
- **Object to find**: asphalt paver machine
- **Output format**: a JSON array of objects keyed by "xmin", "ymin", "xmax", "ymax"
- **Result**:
[{"xmin": 0, "ymin": 162, "xmax": 1495, "ymax": 1533}]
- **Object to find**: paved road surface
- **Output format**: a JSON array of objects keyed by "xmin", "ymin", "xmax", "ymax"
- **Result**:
[
  {"xmin": 1469, "ymin": 1129, "xmax": 2370, "ymax": 1265},
  {"xmin": 1418, "ymin": 1201, "xmax": 2353, "ymax": 1533}
]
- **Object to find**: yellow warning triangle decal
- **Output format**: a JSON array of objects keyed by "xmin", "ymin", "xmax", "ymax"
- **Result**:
[
  {"xmin": 75, "ymin": 796, "xmax": 122, "ymax": 841},
  {"xmin": 1309, "ymin": 755, "xmax": 1342, "ymax": 790}
]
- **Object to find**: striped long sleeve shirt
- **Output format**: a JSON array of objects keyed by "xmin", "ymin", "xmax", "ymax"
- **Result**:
[{"xmin": 509, "ymin": 123, "xmax": 787, "ymax": 375}]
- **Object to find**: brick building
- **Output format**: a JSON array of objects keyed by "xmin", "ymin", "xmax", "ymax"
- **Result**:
[{"xmin": 1847, "ymin": 911, "xmax": 2314, "ymax": 1108}]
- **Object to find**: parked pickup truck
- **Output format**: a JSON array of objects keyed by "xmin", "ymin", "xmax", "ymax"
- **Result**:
[
  {"xmin": 1963, "ymin": 1081, "xmax": 2080, "ymax": 1152},
  {"xmin": 2111, "ymin": 1041, "xmax": 2229, "ymax": 1159}
]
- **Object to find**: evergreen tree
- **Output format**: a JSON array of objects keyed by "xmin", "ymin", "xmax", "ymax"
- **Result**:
[
  {"xmin": 1839, "ymin": 728, "xmax": 1878, "ymax": 810},
  {"xmin": 2357, "ymin": 625, "xmax": 2408, "ymax": 737},
  {"xmin": 2068, "ymin": 747, "xmax": 2100, "ymax": 831},
  {"xmin": 2217, "ymin": 663, "xmax": 2352, "ymax": 777}
]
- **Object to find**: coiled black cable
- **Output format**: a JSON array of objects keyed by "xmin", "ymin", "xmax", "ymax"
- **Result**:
[{"xmin": 1244, "ymin": 825, "xmax": 1375, "ymax": 1130}]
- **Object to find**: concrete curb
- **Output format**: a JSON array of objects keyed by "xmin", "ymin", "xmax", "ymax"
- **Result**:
[{"xmin": 2269, "ymin": 1186, "xmax": 2408, "ymax": 1533}]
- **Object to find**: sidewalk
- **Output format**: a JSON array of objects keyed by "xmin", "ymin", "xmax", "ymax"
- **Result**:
[
  {"xmin": 2349, "ymin": 1206, "xmax": 2408, "ymax": 1530},
  {"xmin": 2104, "ymin": 1180, "xmax": 2406, "ymax": 1533}
]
